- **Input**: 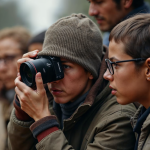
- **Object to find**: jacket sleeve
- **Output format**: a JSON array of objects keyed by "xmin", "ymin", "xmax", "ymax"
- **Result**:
[
  {"xmin": 8, "ymin": 106, "xmax": 135, "ymax": 150},
  {"xmin": 7, "ymin": 108, "xmax": 37, "ymax": 150},
  {"xmin": 35, "ymin": 108, "xmax": 135, "ymax": 150},
  {"xmin": 36, "ymin": 130, "xmax": 74, "ymax": 149},
  {"xmin": 7, "ymin": 108, "xmax": 73, "ymax": 150}
]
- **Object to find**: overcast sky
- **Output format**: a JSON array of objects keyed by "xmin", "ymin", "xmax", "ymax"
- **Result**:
[{"xmin": 17, "ymin": 0, "xmax": 63, "ymax": 35}]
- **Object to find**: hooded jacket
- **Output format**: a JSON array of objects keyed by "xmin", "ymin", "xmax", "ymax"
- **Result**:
[{"xmin": 8, "ymin": 46, "xmax": 136, "ymax": 150}]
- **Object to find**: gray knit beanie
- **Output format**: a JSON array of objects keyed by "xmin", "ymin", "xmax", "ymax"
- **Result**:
[{"xmin": 38, "ymin": 13, "xmax": 103, "ymax": 79}]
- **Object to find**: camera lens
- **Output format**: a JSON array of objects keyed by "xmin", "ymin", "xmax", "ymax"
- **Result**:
[
  {"xmin": 20, "ymin": 56, "xmax": 55, "ymax": 88},
  {"xmin": 20, "ymin": 62, "xmax": 36, "ymax": 88},
  {"xmin": 20, "ymin": 56, "xmax": 64, "ymax": 89},
  {"xmin": 24, "ymin": 65, "xmax": 33, "ymax": 83}
]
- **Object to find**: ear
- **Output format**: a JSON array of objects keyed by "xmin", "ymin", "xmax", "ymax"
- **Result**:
[
  {"xmin": 122, "ymin": 0, "xmax": 133, "ymax": 9},
  {"xmin": 88, "ymin": 72, "xmax": 94, "ymax": 80},
  {"xmin": 145, "ymin": 58, "xmax": 150, "ymax": 81}
]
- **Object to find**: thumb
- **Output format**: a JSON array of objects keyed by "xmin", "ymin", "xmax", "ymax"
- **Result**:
[{"xmin": 35, "ymin": 72, "xmax": 45, "ymax": 94}]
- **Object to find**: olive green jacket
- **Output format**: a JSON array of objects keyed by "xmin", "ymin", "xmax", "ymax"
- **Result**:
[
  {"xmin": 8, "ymin": 83, "xmax": 136, "ymax": 150},
  {"xmin": 131, "ymin": 105, "xmax": 150, "ymax": 150}
]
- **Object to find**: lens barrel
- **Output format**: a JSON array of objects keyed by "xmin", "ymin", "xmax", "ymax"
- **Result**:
[{"xmin": 20, "ymin": 56, "xmax": 64, "ymax": 88}]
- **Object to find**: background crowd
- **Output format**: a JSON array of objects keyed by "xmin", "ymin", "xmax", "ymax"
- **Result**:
[{"xmin": 0, "ymin": 0, "xmax": 150, "ymax": 150}]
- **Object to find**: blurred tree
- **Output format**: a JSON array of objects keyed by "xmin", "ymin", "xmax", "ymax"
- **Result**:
[
  {"xmin": 0, "ymin": 1, "xmax": 30, "ymax": 30},
  {"xmin": 146, "ymin": 0, "xmax": 150, "ymax": 3},
  {"xmin": 0, "ymin": 0, "xmax": 149, "ymax": 35},
  {"xmin": 57, "ymin": 0, "xmax": 94, "ymax": 22}
]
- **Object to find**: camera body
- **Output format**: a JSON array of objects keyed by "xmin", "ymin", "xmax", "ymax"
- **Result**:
[{"xmin": 20, "ymin": 56, "xmax": 64, "ymax": 89}]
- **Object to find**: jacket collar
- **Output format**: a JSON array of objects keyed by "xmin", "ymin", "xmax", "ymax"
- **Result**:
[
  {"xmin": 133, "ymin": 107, "xmax": 150, "ymax": 134},
  {"xmin": 131, "ymin": 105, "xmax": 143, "ymax": 128},
  {"xmin": 138, "ymin": 114, "xmax": 150, "ymax": 149},
  {"xmin": 131, "ymin": 105, "xmax": 150, "ymax": 149},
  {"xmin": 83, "ymin": 45, "xmax": 108, "ymax": 105},
  {"xmin": 123, "ymin": 2, "xmax": 150, "ymax": 21}
]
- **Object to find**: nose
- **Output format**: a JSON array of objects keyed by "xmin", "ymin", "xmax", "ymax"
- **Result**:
[
  {"xmin": 88, "ymin": 2, "xmax": 99, "ymax": 16},
  {"xmin": 103, "ymin": 69, "xmax": 113, "ymax": 81}
]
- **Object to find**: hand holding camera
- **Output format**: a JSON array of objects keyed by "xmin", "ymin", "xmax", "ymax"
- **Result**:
[
  {"xmin": 15, "ymin": 50, "xmax": 54, "ymax": 121},
  {"xmin": 16, "ymin": 50, "xmax": 39, "ymax": 75}
]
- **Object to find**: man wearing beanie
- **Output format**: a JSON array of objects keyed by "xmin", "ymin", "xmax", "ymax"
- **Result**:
[{"xmin": 8, "ymin": 14, "xmax": 136, "ymax": 150}]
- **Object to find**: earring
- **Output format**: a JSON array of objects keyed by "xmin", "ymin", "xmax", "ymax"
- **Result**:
[{"xmin": 147, "ymin": 77, "xmax": 150, "ymax": 80}]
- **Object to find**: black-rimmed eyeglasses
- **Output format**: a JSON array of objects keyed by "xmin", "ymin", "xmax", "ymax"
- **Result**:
[{"xmin": 105, "ymin": 58, "xmax": 146, "ymax": 75}]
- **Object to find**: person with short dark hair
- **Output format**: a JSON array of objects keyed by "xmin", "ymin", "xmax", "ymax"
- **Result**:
[
  {"xmin": 8, "ymin": 14, "xmax": 136, "ymax": 150},
  {"xmin": 88, "ymin": 0, "xmax": 150, "ymax": 46},
  {"xmin": 104, "ymin": 14, "xmax": 150, "ymax": 150}
]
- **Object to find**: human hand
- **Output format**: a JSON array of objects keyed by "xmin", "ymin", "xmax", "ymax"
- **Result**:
[
  {"xmin": 17, "ymin": 50, "xmax": 39, "ymax": 74},
  {"xmin": 15, "ymin": 72, "xmax": 51, "ymax": 121}
]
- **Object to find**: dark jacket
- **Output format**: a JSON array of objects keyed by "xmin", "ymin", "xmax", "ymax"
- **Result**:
[
  {"xmin": 103, "ymin": 2, "xmax": 150, "ymax": 46},
  {"xmin": 8, "ymin": 47, "xmax": 136, "ymax": 150},
  {"xmin": 131, "ymin": 105, "xmax": 150, "ymax": 150}
]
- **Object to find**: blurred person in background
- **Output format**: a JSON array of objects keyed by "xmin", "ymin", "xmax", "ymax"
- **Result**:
[
  {"xmin": 0, "ymin": 26, "xmax": 31, "ymax": 150},
  {"xmin": 0, "ymin": 78, "xmax": 7, "ymax": 150},
  {"xmin": 88, "ymin": 0, "xmax": 150, "ymax": 46},
  {"xmin": 28, "ymin": 30, "xmax": 46, "ymax": 52}
]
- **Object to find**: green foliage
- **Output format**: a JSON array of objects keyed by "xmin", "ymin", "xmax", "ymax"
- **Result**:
[{"xmin": 146, "ymin": 0, "xmax": 150, "ymax": 3}]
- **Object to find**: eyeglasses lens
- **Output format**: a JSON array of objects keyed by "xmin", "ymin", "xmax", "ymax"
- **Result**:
[{"xmin": 106, "ymin": 60, "xmax": 113, "ymax": 75}]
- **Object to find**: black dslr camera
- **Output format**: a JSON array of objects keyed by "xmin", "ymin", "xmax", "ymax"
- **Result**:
[{"xmin": 20, "ymin": 56, "xmax": 64, "ymax": 89}]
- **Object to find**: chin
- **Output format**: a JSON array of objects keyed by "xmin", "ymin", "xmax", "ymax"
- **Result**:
[
  {"xmin": 54, "ymin": 98, "xmax": 69, "ymax": 104},
  {"xmin": 99, "ymin": 26, "xmax": 112, "ymax": 32},
  {"xmin": 116, "ymin": 98, "xmax": 131, "ymax": 105}
]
